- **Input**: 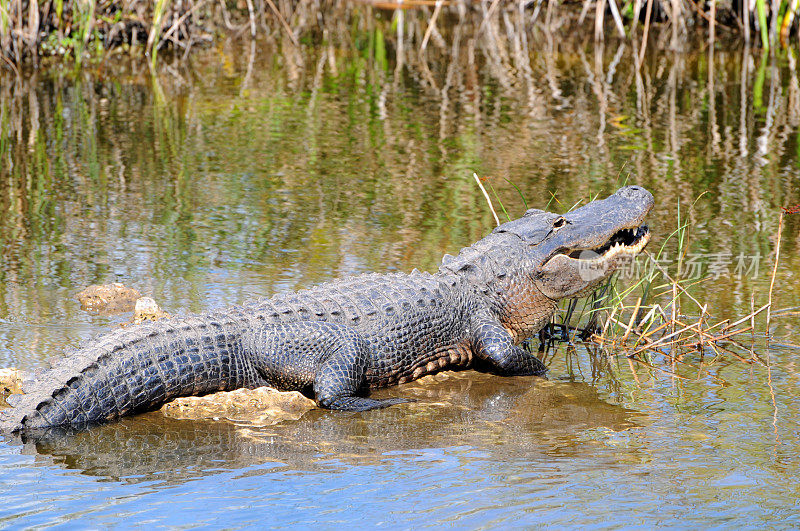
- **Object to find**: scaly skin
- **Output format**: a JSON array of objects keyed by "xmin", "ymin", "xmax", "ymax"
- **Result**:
[{"xmin": 0, "ymin": 186, "xmax": 654, "ymax": 432}]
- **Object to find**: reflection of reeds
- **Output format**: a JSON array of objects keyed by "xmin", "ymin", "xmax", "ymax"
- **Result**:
[{"xmin": 2, "ymin": 10, "xmax": 799, "ymax": 332}]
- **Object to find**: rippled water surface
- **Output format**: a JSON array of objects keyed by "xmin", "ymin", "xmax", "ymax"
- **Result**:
[{"xmin": 1, "ymin": 13, "xmax": 800, "ymax": 527}]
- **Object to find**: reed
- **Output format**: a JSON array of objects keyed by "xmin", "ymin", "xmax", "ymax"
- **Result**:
[
  {"xmin": 146, "ymin": 0, "xmax": 171, "ymax": 65},
  {"xmin": 2, "ymin": 0, "xmax": 800, "ymax": 69}
]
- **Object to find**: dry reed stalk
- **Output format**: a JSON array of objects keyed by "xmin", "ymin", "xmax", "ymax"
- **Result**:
[
  {"xmin": 473, "ymin": 173, "xmax": 500, "ymax": 226},
  {"xmin": 631, "ymin": 320, "xmax": 702, "ymax": 355},
  {"xmin": 771, "ymin": 305, "xmax": 800, "ymax": 314},
  {"xmin": 709, "ymin": 0, "xmax": 716, "ymax": 47},
  {"xmin": 420, "ymin": 0, "xmax": 443, "ymax": 51},
  {"xmin": 645, "ymin": 252, "xmax": 709, "ymax": 311},
  {"xmin": 613, "ymin": 301, "xmax": 767, "ymax": 357},
  {"xmin": 638, "ymin": 0, "xmax": 654, "ymax": 68},
  {"xmin": 607, "ymin": 0, "xmax": 626, "ymax": 37},
  {"xmin": 620, "ymin": 297, "xmax": 642, "ymax": 343},
  {"xmin": 158, "ymin": 0, "xmax": 208, "ymax": 50},
  {"xmin": 599, "ymin": 304, "xmax": 620, "ymax": 340},
  {"xmin": 667, "ymin": 281, "xmax": 678, "ymax": 336},
  {"xmin": 672, "ymin": 317, "xmax": 722, "ymax": 334},
  {"xmin": 592, "ymin": 334, "xmax": 614, "ymax": 345},
  {"xmin": 636, "ymin": 335, "xmax": 693, "ymax": 353},
  {"xmin": 743, "ymin": 0, "xmax": 751, "ymax": 44},
  {"xmin": 605, "ymin": 315, "xmax": 637, "ymax": 338},
  {"xmin": 639, "ymin": 320, "xmax": 670, "ymax": 339},
  {"xmin": 772, "ymin": 311, "xmax": 800, "ymax": 317},
  {"xmin": 677, "ymin": 319, "xmax": 749, "ymax": 356},
  {"xmin": 478, "ymin": 0, "xmax": 503, "ymax": 36},
  {"xmin": 704, "ymin": 339, "xmax": 758, "ymax": 364},
  {"xmin": 725, "ymin": 303, "xmax": 770, "ymax": 331},
  {"xmin": 594, "ymin": 0, "xmax": 606, "ymax": 41},
  {"xmin": 693, "ymin": 308, "xmax": 706, "ymax": 346},
  {"xmin": 765, "ymin": 211, "xmax": 783, "ymax": 337},
  {"xmin": 681, "ymin": 326, "xmax": 754, "ymax": 349},
  {"xmin": 710, "ymin": 319, "xmax": 730, "ymax": 331},
  {"xmin": 245, "ymin": 0, "xmax": 257, "ymax": 37},
  {"xmin": 264, "ymin": 0, "xmax": 298, "ymax": 46}
]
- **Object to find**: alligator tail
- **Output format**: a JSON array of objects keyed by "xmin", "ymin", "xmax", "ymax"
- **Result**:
[{"xmin": 0, "ymin": 314, "xmax": 265, "ymax": 433}]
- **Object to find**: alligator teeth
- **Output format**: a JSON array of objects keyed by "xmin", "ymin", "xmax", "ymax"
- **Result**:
[{"xmin": 572, "ymin": 226, "xmax": 651, "ymax": 264}]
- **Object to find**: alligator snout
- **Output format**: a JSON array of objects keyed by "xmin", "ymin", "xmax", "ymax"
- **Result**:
[{"xmin": 615, "ymin": 185, "xmax": 654, "ymax": 208}]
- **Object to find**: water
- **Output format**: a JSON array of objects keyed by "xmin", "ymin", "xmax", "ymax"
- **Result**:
[{"xmin": 1, "ymin": 14, "xmax": 800, "ymax": 527}]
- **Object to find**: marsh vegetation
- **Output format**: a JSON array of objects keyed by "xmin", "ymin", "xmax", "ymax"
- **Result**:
[
  {"xmin": 1, "ymin": 1, "xmax": 799, "ymax": 527},
  {"xmin": 2, "ymin": 0, "xmax": 800, "ymax": 70}
]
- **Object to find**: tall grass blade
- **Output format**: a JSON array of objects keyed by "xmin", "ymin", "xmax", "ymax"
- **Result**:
[
  {"xmin": 756, "ymin": 0, "xmax": 769, "ymax": 49},
  {"xmin": 147, "ymin": 0, "xmax": 171, "ymax": 65}
]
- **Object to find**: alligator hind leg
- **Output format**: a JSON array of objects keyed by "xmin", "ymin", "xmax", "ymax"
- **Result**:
[
  {"xmin": 315, "ymin": 352, "xmax": 410, "ymax": 412},
  {"xmin": 244, "ymin": 321, "xmax": 410, "ymax": 412}
]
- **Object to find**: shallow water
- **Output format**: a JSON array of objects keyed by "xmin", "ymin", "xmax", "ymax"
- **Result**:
[{"xmin": 1, "ymin": 14, "xmax": 800, "ymax": 527}]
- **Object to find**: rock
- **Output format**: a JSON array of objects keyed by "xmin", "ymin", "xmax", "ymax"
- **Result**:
[
  {"xmin": 161, "ymin": 387, "xmax": 316, "ymax": 426},
  {"xmin": 0, "ymin": 368, "xmax": 23, "ymax": 398},
  {"xmin": 76, "ymin": 283, "xmax": 141, "ymax": 313},
  {"xmin": 131, "ymin": 297, "xmax": 171, "ymax": 324}
]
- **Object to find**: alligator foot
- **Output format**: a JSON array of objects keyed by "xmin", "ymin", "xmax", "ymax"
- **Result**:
[{"xmin": 472, "ymin": 314, "xmax": 549, "ymax": 376}]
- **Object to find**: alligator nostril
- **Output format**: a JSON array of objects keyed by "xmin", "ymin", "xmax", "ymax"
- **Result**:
[
  {"xmin": 618, "ymin": 185, "xmax": 646, "ymax": 196},
  {"xmin": 616, "ymin": 185, "xmax": 654, "ymax": 205}
]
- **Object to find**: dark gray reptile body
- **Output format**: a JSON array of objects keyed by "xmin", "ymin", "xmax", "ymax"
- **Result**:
[{"xmin": 1, "ymin": 186, "xmax": 654, "ymax": 432}]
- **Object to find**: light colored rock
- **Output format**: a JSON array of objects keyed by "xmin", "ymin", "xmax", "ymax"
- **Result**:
[
  {"xmin": 161, "ymin": 387, "xmax": 316, "ymax": 426},
  {"xmin": 131, "ymin": 297, "xmax": 171, "ymax": 324},
  {"xmin": 76, "ymin": 283, "xmax": 141, "ymax": 313},
  {"xmin": 0, "ymin": 368, "xmax": 23, "ymax": 396}
]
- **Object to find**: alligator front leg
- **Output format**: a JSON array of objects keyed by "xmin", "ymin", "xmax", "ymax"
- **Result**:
[
  {"xmin": 471, "ymin": 315, "xmax": 548, "ymax": 376},
  {"xmin": 244, "ymin": 321, "xmax": 410, "ymax": 412}
]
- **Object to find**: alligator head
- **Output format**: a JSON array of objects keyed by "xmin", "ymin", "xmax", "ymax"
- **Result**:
[
  {"xmin": 522, "ymin": 185, "xmax": 653, "ymax": 299},
  {"xmin": 440, "ymin": 185, "xmax": 654, "ymax": 338}
]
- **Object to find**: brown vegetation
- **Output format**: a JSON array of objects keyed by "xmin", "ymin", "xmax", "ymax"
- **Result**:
[{"xmin": 1, "ymin": 0, "xmax": 798, "ymax": 70}]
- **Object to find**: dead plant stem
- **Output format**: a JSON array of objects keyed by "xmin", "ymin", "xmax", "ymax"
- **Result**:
[{"xmin": 765, "ymin": 211, "xmax": 783, "ymax": 337}]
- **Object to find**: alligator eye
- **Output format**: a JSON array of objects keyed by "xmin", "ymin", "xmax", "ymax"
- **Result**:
[{"xmin": 553, "ymin": 217, "xmax": 567, "ymax": 229}]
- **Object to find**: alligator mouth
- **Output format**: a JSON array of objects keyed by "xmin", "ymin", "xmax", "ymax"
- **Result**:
[{"xmin": 566, "ymin": 225, "xmax": 651, "ymax": 262}]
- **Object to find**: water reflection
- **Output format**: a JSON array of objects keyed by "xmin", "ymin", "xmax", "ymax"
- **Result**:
[
  {"xmin": 4, "ymin": 374, "xmax": 641, "ymax": 482},
  {"xmin": 2, "ymin": 29, "xmax": 799, "ymax": 345},
  {"xmin": 1, "ymin": 6, "xmax": 800, "ymax": 526}
]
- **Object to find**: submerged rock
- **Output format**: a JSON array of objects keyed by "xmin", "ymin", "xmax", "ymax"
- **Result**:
[
  {"xmin": 76, "ymin": 283, "xmax": 141, "ymax": 313},
  {"xmin": 161, "ymin": 387, "xmax": 316, "ymax": 426}
]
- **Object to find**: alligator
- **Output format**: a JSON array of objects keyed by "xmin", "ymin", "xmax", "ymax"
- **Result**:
[{"xmin": 0, "ymin": 186, "xmax": 653, "ymax": 433}]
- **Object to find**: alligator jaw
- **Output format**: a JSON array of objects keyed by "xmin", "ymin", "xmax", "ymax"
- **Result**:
[
  {"xmin": 566, "ymin": 224, "xmax": 651, "ymax": 264},
  {"xmin": 533, "ymin": 186, "xmax": 654, "ymax": 302}
]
